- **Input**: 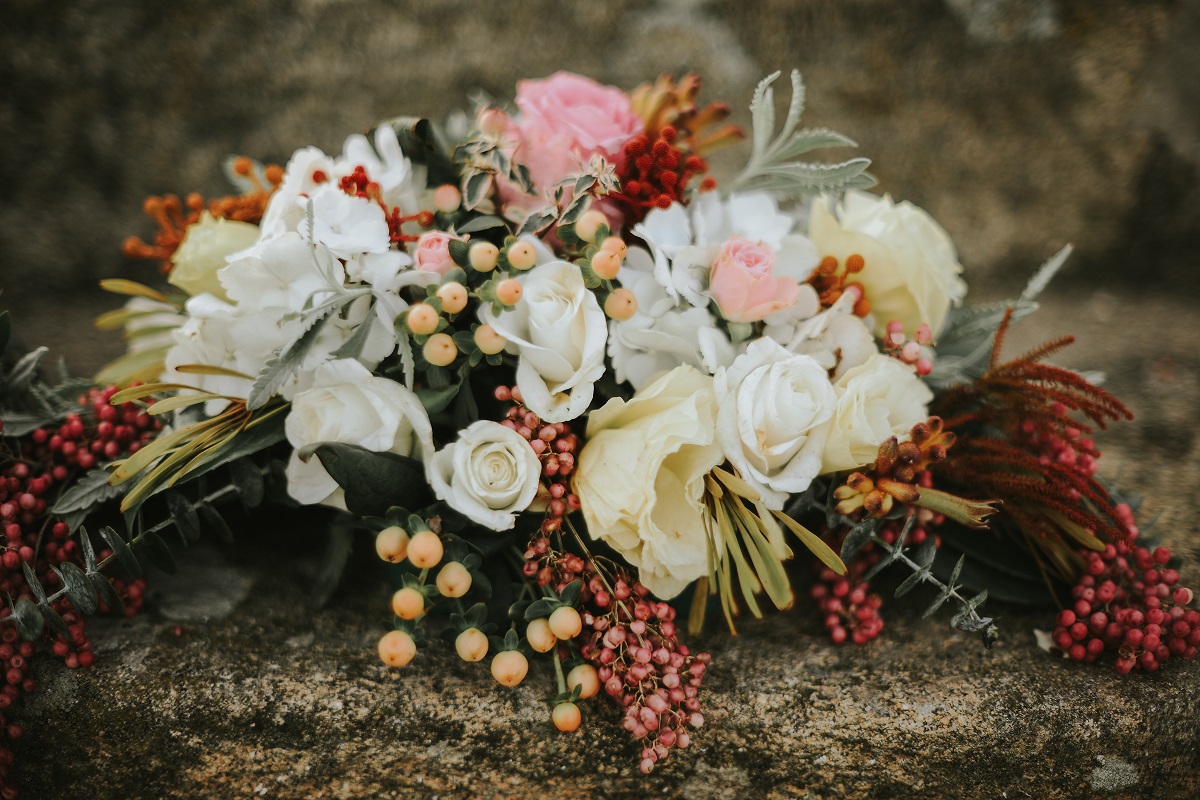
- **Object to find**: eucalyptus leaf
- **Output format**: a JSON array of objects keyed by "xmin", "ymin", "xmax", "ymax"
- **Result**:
[
  {"xmin": 138, "ymin": 531, "xmax": 177, "ymax": 574},
  {"xmin": 54, "ymin": 563, "xmax": 98, "ymax": 615},
  {"xmin": 894, "ymin": 567, "xmax": 929, "ymax": 598},
  {"xmin": 311, "ymin": 442, "xmax": 432, "ymax": 517},
  {"xmin": 99, "ymin": 525, "xmax": 141, "ymax": 579},
  {"xmin": 840, "ymin": 519, "xmax": 877, "ymax": 562},
  {"xmin": 89, "ymin": 572, "xmax": 125, "ymax": 616},
  {"xmin": 230, "ymin": 459, "xmax": 265, "ymax": 508},
  {"xmin": 198, "ymin": 503, "xmax": 235, "ymax": 544},
  {"xmin": 38, "ymin": 602, "xmax": 71, "ymax": 640},
  {"xmin": 164, "ymin": 489, "xmax": 201, "ymax": 543},
  {"xmin": 11, "ymin": 597, "xmax": 43, "ymax": 641}
]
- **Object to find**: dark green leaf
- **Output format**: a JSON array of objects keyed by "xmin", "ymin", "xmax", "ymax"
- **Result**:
[
  {"xmin": 331, "ymin": 301, "xmax": 377, "ymax": 359},
  {"xmin": 456, "ymin": 215, "xmax": 507, "ymax": 235},
  {"xmin": 448, "ymin": 238, "xmax": 472, "ymax": 267},
  {"xmin": 138, "ymin": 531, "xmax": 177, "ymax": 574},
  {"xmin": 922, "ymin": 587, "xmax": 953, "ymax": 618},
  {"xmin": 894, "ymin": 567, "xmax": 928, "ymax": 598},
  {"xmin": 5, "ymin": 346, "xmax": 48, "ymax": 392},
  {"xmin": 164, "ymin": 489, "xmax": 200, "ymax": 543},
  {"xmin": 21, "ymin": 562, "xmax": 48, "ymax": 603},
  {"xmin": 89, "ymin": 573, "xmax": 125, "ymax": 616},
  {"xmin": 465, "ymin": 603, "xmax": 488, "ymax": 629},
  {"xmin": 79, "ymin": 526, "xmax": 99, "ymax": 572},
  {"xmin": 230, "ymin": 459, "xmax": 265, "ymax": 508},
  {"xmin": 0, "ymin": 310, "xmax": 10, "ymax": 355},
  {"xmin": 51, "ymin": 468, "xmax": 124, "ymax": 515},
  {"xmin": 840, "ymin": 519, "xmax": 877, "ymax": 562},
  {"xmin": 462, "ymin": 171, "xmax": 491, "ymax": 211},
  {"xmin": 559, "ymin": 580, "xmax": 582, "ymax": 608},
  {"xmin": 312, "ymin": 442, "xmax": 432, "ymax": 518},
  {"xmin": 525, "ymin": 598, "xmax": 556, "ymax": 620},
  {"xmin": 99, "ymin": 525, "xmax": 142, "ymax": 579},
  {"xmin": 38, "ymin": 602, "xmax": 71, "ymax": 640},
  {"xmin": 11, "ymin": 597, "xmax": 43, "ymax": 641},
  {"xmin": 416, "ymin": 383, "xmax": 462, "ymax": 414},
  {"xmin": 0, "ymin": 410, "xmax": 67, "ymax": 438},
  {"xmin": 311, "ymin": 524, "xmax": 353, "ymax": 609},
  {"xmin": 912, "ymin": 538, "xmax": 937, "ymax": 568},
  {"xmin": 198, "ymin": 503, "xmax": 234, "ymax": 543},
  {"xmin": 54, "ymin": 563, "xmax": 98, "ymax": 615}
]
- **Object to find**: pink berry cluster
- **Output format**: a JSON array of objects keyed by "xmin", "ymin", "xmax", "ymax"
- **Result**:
[
  {"xmin": 0, "ymin": 385, "xmax": 155, "ymax": 797},
  {"xmin": 816, "ymin": 472, "xmax": 944, "ymax": 646},
  {"xmin": 576, "ymin": 574, "xmax": 708, "ymax": 774},
  {"xmin": 1051, "ymin": 503, "xmax": 1197, "ymax": 673},
  {"xmin": 882, "ymin": 320, "xmax": 933, "ymax": 376},
  {"xmin": 1020, "ymin": 405, "xmax": 1099, "ymax": 476}
]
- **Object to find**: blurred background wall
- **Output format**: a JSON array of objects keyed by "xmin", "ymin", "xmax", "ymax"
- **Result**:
[{"xmin": 1, "ymin": 0, "xmax": 1197, "ymax": 375}]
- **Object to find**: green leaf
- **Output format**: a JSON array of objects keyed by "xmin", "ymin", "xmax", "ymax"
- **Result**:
[
  {"xmin": 771, "ymin": 128, "xmax": 857, "ymax": 162},
  {"xmin": 79, "ymin": 526, "xmax": 99, "ymax": 572},
  {"xmin": 749, "ymin": 70, "xmax": 780, "ymax": 161},
  {"xmin": 54, "ymin": 563, "xmax": 98, "ymax": 615},
  {"xmin": 99, "ymin": 525, "xmax": 142, "ymax": 579},
  {"xmin": 0, "ymin": 310, "xmax": 10, "ymax": 354},
  {"xmin": 230, "ymin": 459, "xmax": 265, "ymax": 508},
  {"xmin": 11, "ymin": 597, "xmax": 44, "ymax": 641},
  {"xmin": 912, "ymin": 538, "xmax": 937, "ymax": 568},
  {"xmin": 38, "ymin": 601, "xmax": 71, "ymax": 640},
  {"xmin": 416, "ymin": 382, "xmax": 462, "ymax": 414},
  {"xmin": 164, "ymin": 489, "xmax": 200, "ymax": 544},
  {"xmin": 456, "ymin": 215, "xmax": 507, "ymax": 235},
  {"xmin": 311, "ymin": 442, "xmax": 432, "ymax": 518},
  {"xmin": 247, "ymin": 311, "xmax": 333, "ymax": 410},
  {"xmin": 89, "ymin": 572, "xmax": 125, "ymax": 616},
  {"xmin": 894, "ymin": 567, "xmax": 929, "ymax": 598},
  {"xmin": 559, "ymin": 580, "xmax": 582, "ymax": 608},
  {"xmin": 5, "ymin": 346, "xmax": 48, "ymax": 393},
  {"xmin": 330, "ymin": 301, "xmax": 377, "ymax": 360},
  {"xmin": 524, "ymin": 598, "xmax": 556, "ymax": 620},
  {"xmin": 138, "ymin": 531, "xmax": 177, "ymax": 574},
  {"xmin": 198, "ymin": 503, "xmax": 234, "ymax": 544},
  {"xmin": 922, "ymin": 586, "xmax": 953, "ymax": 619},
  {"xmin": 839, "ymin": 518, "xmax": 877, "ymax": 562},
  {"xmin": 448, "ymin": 238, "xmax": 472, "ymax": 267},
  {"xmin": 51, "ymin": 468, "xmax": 125, "ymax": 516},
  {"xmin": 462, "ymin": 171, "xmax": 492, "ymax": 211},
  {"xmin": 311, "ymin": 524, "xmax": 353, "ymax": 609},
  {"xmin": 21, "ymin": 563, "xmax": 48, "ymax": 603}
]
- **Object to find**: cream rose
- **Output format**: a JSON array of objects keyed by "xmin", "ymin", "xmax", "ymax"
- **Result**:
[
  {"xmin": 809, "ymin": 190, "xmax": 967, "ymax": 337},
  {"xmin": 284, "ymin": 359, "xmax": 433, "ymax": 508},
  {"xmin": 168, "ymin": 212, "xmax": 260, "ymax": 301},
  {"xmin": 574, "ymin": 366, "xmax": 723, "ymax": 599},
  {"xmin": 429, "ymin": 421, "xmax": 542, "ymax": 531},
  {"xmin": 714, "ymin": 339, "xmax": 837, "ymax": 510},
  {"xmin": 483, "ymin": 261, "xmax": 606, "ymax": 423},
  {"xmin": 821, "ymin": 354, "xmax": 934, "ymax": 474}
]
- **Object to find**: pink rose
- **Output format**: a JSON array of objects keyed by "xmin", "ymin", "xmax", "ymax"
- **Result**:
[
  {"xmin": 413, "ymin": 231, "xmax": 459, "ymax": 275},
  {"xmin": 709, "ymin": 238, "xmax": 802, "ymax": 323},
  {"xmin": 510, "ymin": 72, "xmax": 643, "ymax": 190}
]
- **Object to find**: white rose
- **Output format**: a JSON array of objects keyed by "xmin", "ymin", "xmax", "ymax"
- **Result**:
[
  {"xmin": 284, "ymin": 359, "xmax": 433, "ymax": 508},
  {"xmin": 429, "ymin": 421, "xmax": 542, "ymax": 530},
  {"xmin": 809, "ymin": 190, "xmax": 967, "ymax": 337},
  {"xmin": 821, "ymin": 354, "xmax": 934, "ymax": 474},
  {"xmin": 575, "ymin": 366, "xmax": 723, "ymax": 599},
  {"xmin": 714, "ymin": 339, "xmax": 837, "ymax": 510},
  {"xmin": 483, "ymin": 261, "xmax": 606, "ymax": 423},
  {"xmin": 168, "ymin": 212, "xmax": 260, "ymax": 301}
]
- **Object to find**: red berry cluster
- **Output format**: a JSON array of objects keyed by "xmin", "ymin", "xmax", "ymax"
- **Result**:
[
  {"xmin": 1051, "ymin": 504, "xmax": 1197, "ymax": 673},
  {"xmin": 0, "ymin": 385, "xmax": 156, "ymax": 796},
  {"xmin": 614, "ymin": 127, "xmax": 712, "ymax": 224},
  {"xmin": 812, "ymin": 562, "xmax": 883, "ymax": 645},
  {"xmin": 575, "ymin": 575, "xmax": 707, "ymax": 774},
  {"xmin": 495, "ymin": 386, "xmax": 583, "ymax": 578},
  {"xmin": 1021, "ymin": 404, "xmax": 1099, "ymax": 477}
]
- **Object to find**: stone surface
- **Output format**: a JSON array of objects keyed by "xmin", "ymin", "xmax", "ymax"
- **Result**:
[
  {"xmin": 1, "ymin": 0, "xmax": 1198, "ymax": 374},
  {"xmin": 12, "ymin": 288, "xmax": 1200, "ymax": 798}
]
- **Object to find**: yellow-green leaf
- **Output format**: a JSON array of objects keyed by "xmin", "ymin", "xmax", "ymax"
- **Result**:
[
  {"xmin": 774, "ymin": 511, "xmax": 847, "ymax": 575},
  {"xmin": 147, "ymin": 393, "xmax": 231, "ymax": 416},
  {"xmin": 173, "ymin": 363, "xmax": 255, "ymax": 380},
  {"xmin": 98, "ymin": 279, "xmax": 169, "ymax": 303}
]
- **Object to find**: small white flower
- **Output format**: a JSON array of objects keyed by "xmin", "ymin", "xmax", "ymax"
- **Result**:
[
  {"xmin": 714, "ymin": 339, "xmax": 837, "ymax": 510},
  {"xmin": 429, "ymin": 421, "xmax": 542, "ymax": 530},
  {"xmin": 284, "ymin": 359, "xmax": 433, "ymax": 509},
  {"xmin": 220, "ymin": 233, "xmax": 340, "ymax": 313},
  {"xmin": 822, "ymin": 353, "xmax": 934, "ymax": 474},
  {"xmin": 607, "ymin": 247, "xmax": 735, "ymax": 390},
  {"xmin": 768, "ymin": 290, "xmax": 877, "ymax": 381},
  {"xmin": 483, "ymin": 260, "xmax": 607, "ymax": 422},
  {"xmin": 297, "ymin": 184, "xmax": 390, "ymax": 259}
]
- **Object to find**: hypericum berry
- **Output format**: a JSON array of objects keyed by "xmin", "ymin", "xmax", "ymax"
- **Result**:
[
  {"xmin": 591, "ymin": 250, "xmax": 621, "ymax": 280},
  {"xmin": 567, "ymin": 663, "xmax": 600, "ymax": 699},
  {"xmin": 474, "ymin": 324, "xmax": 507, "ymax": 355},
  {"xmin": 526, "ymin": 618, "xmax": 557, "ymax": 653},
  {"xmin": 549, "ymin": 606, "xmax": 583, "ymax": 640},
  {"xmin": 422, "ymin": 333, "xmax": 457, "ymax": 367},
  {"xmin": 491, "ymin": 650, "xmax": 529, "ymax": 687},
  {"xmin": 507, "ymin": 241, "xmax": 538, "ymax": 270},
  {"xmin": 378, "ymin": 630, "xmax": 417, "ymax": 668},
  {"xmin": 435, "ymin": 561, "xmax": 472, "ymax": 598},
  {"xmin": 496, "ymin": 278, "xmax": 523, "ymax": 306},
  {"xmin": 575, "ymin": 210, "xmax": 608, "ymax": 243},
  {"xmin": 391, "ymin": 587, "xmax": 425, "ymax": 620},
  {"xmin": 469, "ymin": 241, "xmax": 500, "ymax": 272},
  {"xmin": 604, "ymin": 288, "xmax": 638, "ymax": 321},
  {"xmin": 455, "ymin": 628, "xmax": 489, "ymax": 662},
  {"xmin": 552, "ymin": 701, "xmax": 582, "ymax": 732},
  {"xmin": 436, "ymin": 282, "xmax": 469, "ymax": 314},
  {"xmin": 406, "ymin": 303, "xmax": 440, "ymax": 335},
  {"xmin": 375, "ymin": 526, "xmax": 409, "ymax": 563},
  {"xmin": 433, "ymin": 184, "xmax": 461, "ymax": 213},
  {"xmin": 407, "ymin": 530, "xmax": 444, "ymax": 569},
  {"xmin": 599, "ymin": 236, "xmax": 627, "ymax": 258}
]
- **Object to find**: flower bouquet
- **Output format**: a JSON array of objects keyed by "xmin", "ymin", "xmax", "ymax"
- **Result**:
[{"xmin": 0, "ymin": 68, "xmax": 1195, "ymax": 784}]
